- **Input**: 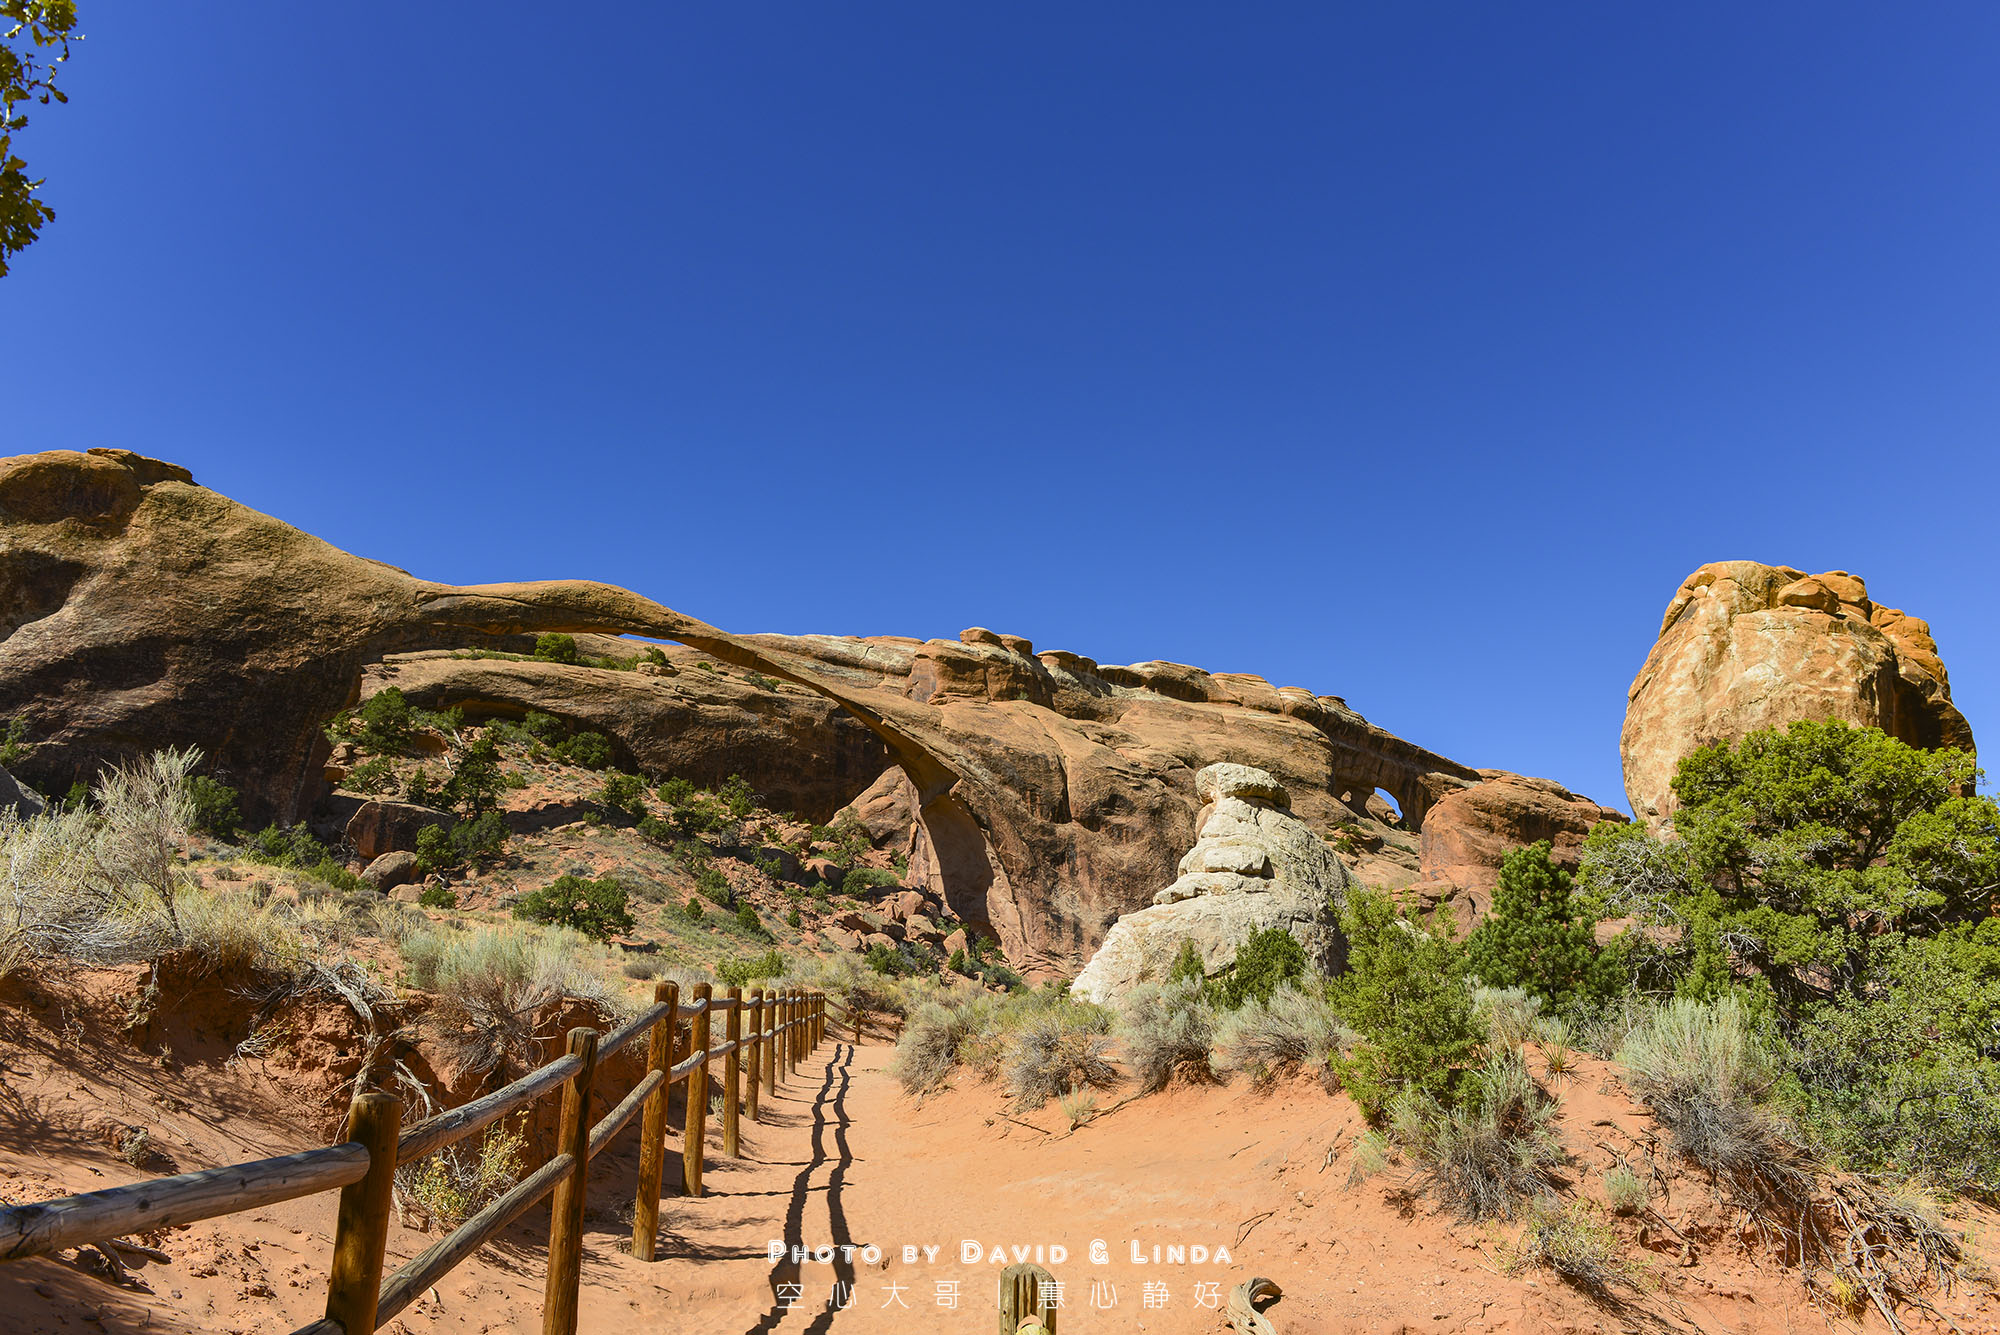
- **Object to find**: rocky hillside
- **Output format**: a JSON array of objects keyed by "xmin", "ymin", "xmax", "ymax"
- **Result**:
[
  {"xmin": 0, "ymin": 448, "xmax": 1618, "ymax": 974},
  {"xmin": 301, "ymin": 689, "xmax": 982, "ymax": 985}
]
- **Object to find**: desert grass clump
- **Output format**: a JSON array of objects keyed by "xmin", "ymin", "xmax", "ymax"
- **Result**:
[
  {"xmin": 1005, "ymin": 1005, "xmax": 1119, "ymax": 1109},
  {"xmin": 1120, "ymin": 977, "xmax": 1218, "ymax": 1094},
  {"xmin": 396, "ymin": 1118, "xmax": 528, "ymax": 1231},
  {"xmin": 893, "ymin": 992, "xmax": 999, "ymax": 1098},
  {"xmin": 1504, "ymin": 1199, "xmax": 1642, "ymax": 1298},
  {"xmin": 1391, "ymin": 1048, "xmax": 1565, "ymax": 1221},
  {"xmin": 1535, "ymin": 1017, "xmax": 1580, "ymax": 1077},
  {"xmin": 1347, "ymin": 1128, "xmax": 1392, "ymax": 1185},
  {"xmin": 1603, "ymin": 1165, "xmax": 1647, "ymax": 1215},
  {"xmin": 1058, "ymin": 1086, "xmax": 1099, "ymax": 1130},
  {"xmin": 1214, "ymin": 983, "xmax": 1353, "ymax": 1090},
  {"xmin": 1472, "ymin": 983, "xmax": 1543, "ymax": 1050},
  {"xmin": 1616, "ymin": 997, "xmax": 1789, "ymax": 1186},
  {"xmin": 168, "ymin": 884, "xmax": 310, "ymax": 976},
  {"xmin": 400, "ymin": 922, "xmax": 624, "ymax": 1083}
]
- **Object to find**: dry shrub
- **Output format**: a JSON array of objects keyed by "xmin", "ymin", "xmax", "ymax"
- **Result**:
[
  {"xmin": 401, "ymin": 922, "xmax": 623, "ymax": 1084},
  {"xmin": 1058, "ymin": 1086, "xmax": 1099, "ymax": 1130},
  {"xmin": 0, "ymin": 749, "xmax": 200, "ymax": 973},
  {"xmin": 801, "ymin": 951, "xmax": 906, "ymax": 1036},
  {"xmin": 1818, "ymin": 1179, "xmax": 1971, "ymax": 1325},
  {"xmin": 1621, "ymin": 1002, "xmax": 1973, "ymax": 1324},
  {"xmin": 1005, "ymin": 1006, "xmax": 1119, "ymax": 1109},
  {"xmin": 1616, "ymin": 997, "xmax": 1796, "ymax": 1188},
  {"xmin": 1576, "ymin": 994, "xmax": 1651, "ymax": 1058},
  {"xmin": 892, "ymin": 993, "xmax": 997, "ymax": 1098},
  {"xmin": 1391, "ymin": 1049, "xmax": 1565, "ymax": 1221},
  {"xmin": 1347, "ymin": 1128, "xmax": 1392, "ymax": 1186},
  {"xmin": 1120, "ymin": 978, "xmax": 1217, "ymax": 1094},
  {"xmin": 1215, "ymin": 983, "xmax": 1352, "ymax": 1090}
]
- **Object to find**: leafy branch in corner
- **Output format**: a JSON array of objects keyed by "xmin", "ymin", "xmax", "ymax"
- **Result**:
[{"xmin": 2, "ymin": 1, "xmax": 79, "ymax": 275}]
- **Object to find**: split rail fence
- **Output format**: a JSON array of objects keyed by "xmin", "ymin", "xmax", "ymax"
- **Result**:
[{"xmin": 0, "ymin": 983, "xmax": 829, "ymax": 1335}]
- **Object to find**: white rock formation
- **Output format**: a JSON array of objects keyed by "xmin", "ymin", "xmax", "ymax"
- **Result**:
[{"xmin": 1070, "ymin": 763, "xmax": 1351, "ymax": 1003}]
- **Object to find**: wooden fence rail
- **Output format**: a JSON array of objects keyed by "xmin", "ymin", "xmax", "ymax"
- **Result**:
[{"xmin": 0, "ymin": 984, "xmax": 829, "ymax": 1335}]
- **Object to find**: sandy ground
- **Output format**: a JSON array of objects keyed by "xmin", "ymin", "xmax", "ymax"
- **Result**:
[{"xmin": 4, "ymin": 1000, "xmax": 1999, "ymax": 1335}]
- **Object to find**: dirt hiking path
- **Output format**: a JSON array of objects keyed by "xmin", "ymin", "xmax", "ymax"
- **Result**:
[{"xmin": 6, "ymin": 1013, "xmax": 1999, "ymax": 1334}]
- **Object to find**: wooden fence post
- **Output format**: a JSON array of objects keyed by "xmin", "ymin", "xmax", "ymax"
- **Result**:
[
  {"xmin": 722, "ymin": 986, "xmax": 742, "ymax": 1157},
  {"xmin": 773, "ymin": 991, "xmax": 786, "ymax": 1089},
  {"xmin": 744, "ymin": 988, "xmax": 762, "ymax": 1123},
  {"xmin": 544, "ymin": 1027, "xmax": 599, "ymax": 1335},
  {"xmin": 814, "ymin": 994, "xmax": 823, "ymax": 1048},
  {"xmin": 794, "ymin": 989, "xmax": 805, "ymax": 1069},
  {"xmin": 683, "ymin": 984, "xmax": 711, "ymax": 1197},
  {"xmin": 787, "ymin": 990, "xmax": 799, "ymax": 1075},
  {"xmin": 322, "ymin": 1091, "xmax": 400, "ymax": 1335},
  {"xmin": 765, "ymin": 988, "xmax": 780, "ymax": 1092},
  {"xmin": 999, "ymin": 1261, "xmax": 1058, "ymax": 1333},
  {"xmin": 632, "ymin": 981, "xmax": 677, "ymax": 1263}
]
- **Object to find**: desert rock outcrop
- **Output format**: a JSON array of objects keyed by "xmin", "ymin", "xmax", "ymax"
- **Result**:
[
  {"xmin": 1070, "ymin": 764, "xmax": 1351, "ymax": 1002},
  {"xmin": 0, "ymin": 764, "xmax": 44, "ymax": 817},
  {"xmin": 1622, "ymin": 561, "xmax": 1974, "ymax": 827},
  {"xmin": 1417, "ymin": 770, "xmax": 1626, "ymax": 895}
]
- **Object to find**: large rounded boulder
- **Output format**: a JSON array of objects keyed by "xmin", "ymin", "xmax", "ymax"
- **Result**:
[{"xmin": 1622, "ymin": 561, "xmax": 1973, "ymax": 828}]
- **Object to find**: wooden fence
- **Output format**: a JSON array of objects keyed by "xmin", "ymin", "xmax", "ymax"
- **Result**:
[{"xmin": 0, "ymin": 983, "xmax": 829, "ymax": 1335}]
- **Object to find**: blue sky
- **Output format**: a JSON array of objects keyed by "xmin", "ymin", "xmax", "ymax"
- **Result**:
[{"xmin": 6, "ymin": 4, "xmax": 1997, "ymax": 811}]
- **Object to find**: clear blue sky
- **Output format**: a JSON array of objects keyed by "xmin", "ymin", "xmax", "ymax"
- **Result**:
[{"xmin": 6, "ymin": 4, "xmax": 1998, "ymax": 811}]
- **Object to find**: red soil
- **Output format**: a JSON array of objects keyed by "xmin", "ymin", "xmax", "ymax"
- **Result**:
[{"xmin": 3, "ymin": 975, "xmax": 1996, "ymax": 1335}]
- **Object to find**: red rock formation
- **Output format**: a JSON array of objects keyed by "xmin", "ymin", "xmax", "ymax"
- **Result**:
[
  {"xmin": 1418, "ymin": 771, "xmax": 1627, "ymax": 895},
  {"xmin": 1622, "ymin": 561, "xmax": 1973, "ymax": 827}
]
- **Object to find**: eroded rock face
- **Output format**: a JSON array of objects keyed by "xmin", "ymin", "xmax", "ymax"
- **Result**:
[
  {"xmin": 1418, "ymin": 770, "xmax": 1626, "ymax": 895},
  {"xmin": 1070, "ymin": 765, "xmax": 1351, "ymax": 1003},
  {"xmin": 1622, "ymin": 562, "xmax": 1974, "ymax": 827},
  {"xmin": 1404, "ymin": 770, "xmax": 1627, "ymax": 929},
  {"xmin": 0, "ymin": 449, "xmax": 804, "ymax": 826},
  {"xmin": 358, "ymin": 651, "xmax": 891, "ymax": 824}
]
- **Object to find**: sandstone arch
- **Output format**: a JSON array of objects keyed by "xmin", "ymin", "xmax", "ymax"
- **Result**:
[{"xmin": 2, "ymin": 449, "xmax": 1583, "ymax": 968}]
